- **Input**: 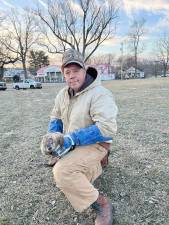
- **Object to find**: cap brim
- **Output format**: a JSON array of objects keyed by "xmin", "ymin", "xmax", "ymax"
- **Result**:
[{"xmin": 63, "ymin": 60, "xmax": 84, "ymax": 68}]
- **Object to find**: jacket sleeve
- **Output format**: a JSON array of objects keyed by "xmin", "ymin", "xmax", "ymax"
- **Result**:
[
  {"xmin": 90, "ymin": 89, "xmax": 118, "ymax": 137},
  {"xmin": 48, "ymin": 89, "xmax": 64, "ymax": 133},
  {"xmin": 50, "ymin": 89, "xmax": 64, "ymax": 120}
]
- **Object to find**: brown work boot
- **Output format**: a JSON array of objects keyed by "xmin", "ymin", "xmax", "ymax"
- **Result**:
[{"xmin": 91, "ymin": 194, "xmax": 113, "ymax": 225}]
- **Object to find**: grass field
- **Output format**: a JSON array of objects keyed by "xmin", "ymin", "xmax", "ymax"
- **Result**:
[{"xmin": 0, "ymin": 78, "xmax": 169, "ymax": 225}]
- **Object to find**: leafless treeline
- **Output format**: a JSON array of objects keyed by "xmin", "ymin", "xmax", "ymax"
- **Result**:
[{"xmin": 0, "ymin": 0, "xmax": 118, "ymax": 79}]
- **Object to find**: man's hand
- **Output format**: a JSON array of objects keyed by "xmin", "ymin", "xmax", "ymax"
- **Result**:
[{"xmin": 40, "ymin": 132, "xmax": 64, "ymax": 155}]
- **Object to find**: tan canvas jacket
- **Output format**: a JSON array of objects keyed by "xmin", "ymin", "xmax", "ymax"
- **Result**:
[{"xmin": 50, "ymin": 68, "xmax": 118, "ymax": 138}]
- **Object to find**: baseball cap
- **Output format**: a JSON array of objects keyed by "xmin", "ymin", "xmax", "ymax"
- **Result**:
[{"xmin": 61, "ymin": 48, "xmax": 85, "ymax": 69}]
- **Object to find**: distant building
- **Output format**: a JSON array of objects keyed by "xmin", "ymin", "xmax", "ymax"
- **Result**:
[
  {"xmin": 91, "ymin": 64, "xmax": 115, "ymax": 80},
  {"xmin": 35, "ymin": 65, "xmax": 63, "ymax": 82},
  {"xmin": 3, "ymin": 68, "xmax": 33, "ymax": 82},
  {"xmin": 35, "ymin": 64, "xmax": 116, "ymax": 83},
  {"xmin": 123, "ymin": 67, "xmax": 144, "ymax": 79}
]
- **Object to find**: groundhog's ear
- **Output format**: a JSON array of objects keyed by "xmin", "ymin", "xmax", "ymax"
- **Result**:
[{"xmin": 86, "ymin": 67, "xmax": 98, "ymax": 79}]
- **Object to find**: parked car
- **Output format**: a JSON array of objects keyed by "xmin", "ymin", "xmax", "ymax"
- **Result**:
[
  {"xmin": 25, "ymin": 79, "xmax": 42, "ymax": 89},
  {"xmin": 0, "ymin": 81, "xmax": 7, "ymax": 91},
  {"xmin": 13, "ymin": 81, "xmax": 29, "ymax": 90},
  {"xmin": 13, "ymin": 79, "xmax": 42, "ymax": 90}
]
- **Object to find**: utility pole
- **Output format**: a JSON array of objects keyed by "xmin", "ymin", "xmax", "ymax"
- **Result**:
[
  {"xmin": 154, "ymin": 60, "xmax": 159, "ymax": 78},
  {"xmin": 120, "ymin": 42, "xmax": 124, "ymax": 80}
]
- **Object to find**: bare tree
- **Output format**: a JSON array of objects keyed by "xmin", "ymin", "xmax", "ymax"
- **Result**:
[
  {"xmin": 117, "ymin": 55, "xmax": 135, "ymax": 70},
  {"xmin": 0, "ymin": 17, "xmax": 18, "ymax": 80},
  {"xmin": 156, "ymin": 35, "xmax": 169, "ymax": 77},
  {"xmin": 36, "ymin": 0, "xmax": 118, "ymax": 62},
  {"xmin": 0, "ymin": 43, "xmax": 18, "ymax": 80},
  {"xmin": 0, "ymin": 9, "xmax": 39, "ymax": 79},
  {"xmin": 127, "ymin": 18, "xmax": 146, "ymax": 77},
  {"xmin": 88, "ymin": 53, "xmax": 115, "ymax": 65}
]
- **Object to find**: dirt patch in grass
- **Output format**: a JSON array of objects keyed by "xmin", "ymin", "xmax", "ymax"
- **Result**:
[{"xmin": 0, "ymin": 79, "xmax": 169, "ymax": 225}]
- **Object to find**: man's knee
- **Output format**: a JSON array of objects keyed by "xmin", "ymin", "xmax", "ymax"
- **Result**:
[
  {"xmin": 52, "ymin": 160, "xmax": 70, "ymax": 187},
  {"xmin": 53, "ymin": 161, "xmax": 63, "ymax": 181}
]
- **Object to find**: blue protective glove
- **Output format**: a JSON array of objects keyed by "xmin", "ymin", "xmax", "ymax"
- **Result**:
[
  {"xmin": 69, "ymin": 124, "xmax": 112, "ymax": 145},
  {"xmin": 51, "ymin": 134, "xmax": 75, "ymax": 158},
  {"xmin": 48, "ymin": 119, "xmax": 63, "ymax": 133},
  {"xmin": 51, "ymin": 125, "xmax": 112, "ymax": 158}
]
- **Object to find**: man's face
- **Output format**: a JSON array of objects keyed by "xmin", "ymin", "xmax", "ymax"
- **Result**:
[{"xmin": 63, "ymin": 64, "xmax": 86, "ymax": 92}]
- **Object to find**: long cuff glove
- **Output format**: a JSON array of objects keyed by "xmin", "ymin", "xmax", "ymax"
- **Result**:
[
  {"xmin": 48, "ymin": 119, "xmax": 63, "ymax": 133},
  {"xmin": 52, "ymin": 134, "xmax": 75, "ymax": 158},
  {"xmin": 52, "ymin": 125, "xmax": 112, "ymax": 158}
]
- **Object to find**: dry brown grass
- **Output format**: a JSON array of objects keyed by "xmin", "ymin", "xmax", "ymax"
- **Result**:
[{"xmin": 0, "ymin": 78, "xmax": 169, "ymax": 225}]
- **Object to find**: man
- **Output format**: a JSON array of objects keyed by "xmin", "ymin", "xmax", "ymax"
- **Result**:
[{"xmin": 40, "ymin": 48, "xmax": 118, "ymax": 225}]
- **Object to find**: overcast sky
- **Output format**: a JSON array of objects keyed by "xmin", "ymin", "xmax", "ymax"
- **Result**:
[{"xmin": 1, "ymin": 0, "xmax": 169, "ymax": 60}]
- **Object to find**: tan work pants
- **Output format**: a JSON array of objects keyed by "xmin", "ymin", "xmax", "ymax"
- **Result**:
[{"xmin": 52, "ymin": 144, "xmax": 107, "ymax": 212}]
